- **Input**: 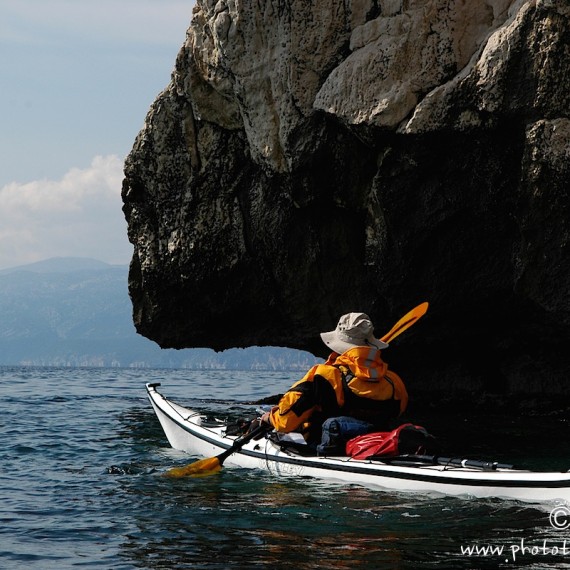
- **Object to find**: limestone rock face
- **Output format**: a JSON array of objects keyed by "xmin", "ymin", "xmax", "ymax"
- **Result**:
[{"xmin": 122, "ymin": 0, "xmax": 570, "ymax": 394}]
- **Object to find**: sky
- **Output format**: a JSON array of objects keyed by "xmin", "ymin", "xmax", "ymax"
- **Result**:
[{"xmin": 0, "ymin": 0, "xmax": 195, "ymax": 269}]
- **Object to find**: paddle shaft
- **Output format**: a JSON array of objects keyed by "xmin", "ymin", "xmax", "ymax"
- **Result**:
[
  {"xmin": 382, "ymin": 454, "xmax": 514, "ymax": 471},
  {"xmin": 217, "ymin": 423, "xmax": 269, "ymax": 465}
]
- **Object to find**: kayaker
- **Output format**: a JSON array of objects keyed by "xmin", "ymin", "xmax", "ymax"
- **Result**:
[{"xmin": 260, "ymin": 312, "xmax": 408, "ymax": 455}]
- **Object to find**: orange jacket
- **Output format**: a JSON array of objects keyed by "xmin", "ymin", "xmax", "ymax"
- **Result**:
[{"xmin": 268, "ymin": 347, "xmax": 408, "ymax": 435}]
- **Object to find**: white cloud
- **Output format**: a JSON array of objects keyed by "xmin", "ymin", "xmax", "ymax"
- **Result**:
[
  {"xmin": 0, "ymin": 1, "xmax": 196, "ymax": 268},
  {"xmin": 0, "ymin": 155, "xmax": 132, "ymax": 269}
]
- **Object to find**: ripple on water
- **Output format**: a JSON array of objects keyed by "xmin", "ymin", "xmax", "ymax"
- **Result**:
[{"xmin": 1, "ymin": 366, "xmax": 569, "ymax": 570}]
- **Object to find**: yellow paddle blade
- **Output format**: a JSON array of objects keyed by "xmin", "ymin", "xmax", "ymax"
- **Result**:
[
  {"xmin": 164, "ymin": 456, "xmax": 222, "ymax": 478},
  {"xmin": 380, "ymin": 302, "xmax": 429, "ymax": 343}
]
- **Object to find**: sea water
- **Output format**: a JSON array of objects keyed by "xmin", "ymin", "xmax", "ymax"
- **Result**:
[{"xmin": 1, "ymin": 366, "xmax": 569, "ymax": 569}]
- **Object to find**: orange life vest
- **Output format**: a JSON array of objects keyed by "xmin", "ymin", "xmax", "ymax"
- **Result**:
[{"xmin": 268, "ymin": 347, "xmax": 408, "ymax": 437}]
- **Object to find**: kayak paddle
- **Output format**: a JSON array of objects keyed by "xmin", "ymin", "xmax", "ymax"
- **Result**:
[
  {"xmin": 380, "ymin": 302, "xmax": 428, "ymax": 344},
  {"xmin": 164, "ymin": 422, "xmax": 269, "ymax": 478},
  {"xmin": 164, "ymin": 303, "xmax": 428, "ymax": 478}
]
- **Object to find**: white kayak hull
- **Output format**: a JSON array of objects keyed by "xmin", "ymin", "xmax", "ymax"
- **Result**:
[{"xmin": 146, "ymin": 383, "xmax": 570, "ymax": 503}]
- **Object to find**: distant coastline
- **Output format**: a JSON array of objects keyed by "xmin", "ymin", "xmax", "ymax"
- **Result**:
[{"xmin": 0, "ymin": 257, "xmax": 318, "ymax": 370}]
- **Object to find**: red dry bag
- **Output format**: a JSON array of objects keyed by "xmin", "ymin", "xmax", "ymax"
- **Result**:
[{"xmin": 345, "ymin": 423, "xmax": 435, "ymax": 460}]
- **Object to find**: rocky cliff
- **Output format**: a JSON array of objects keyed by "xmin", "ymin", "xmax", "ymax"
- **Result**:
[{"xmin": 122, "ymin": 0, "xmax": 570, "ymax": 395}]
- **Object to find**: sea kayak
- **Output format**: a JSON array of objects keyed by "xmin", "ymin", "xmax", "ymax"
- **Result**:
[{"xmin": 146, "ymin": 383, "xmax": 570, "ymax": 503}]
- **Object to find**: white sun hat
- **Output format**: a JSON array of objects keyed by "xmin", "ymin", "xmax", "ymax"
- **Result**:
[{"xmin": 320, "ymin": 312, "xmax": 388, "ymax": 354}]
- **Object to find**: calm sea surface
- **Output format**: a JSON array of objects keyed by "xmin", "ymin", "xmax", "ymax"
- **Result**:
[{"xmin": 2, "ymin": 366, "xmax": 570, "ymax": 569}]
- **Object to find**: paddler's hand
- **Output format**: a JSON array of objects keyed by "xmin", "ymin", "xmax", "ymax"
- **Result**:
[
  {"xmin": 248, "ymin": 410, "xmax": 274, "ymax": 439},
  {"xmin": 260, "ymin": 411, "xmax": 272, "ymax": 425}
]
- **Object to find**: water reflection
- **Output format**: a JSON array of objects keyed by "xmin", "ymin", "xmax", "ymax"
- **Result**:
[{"xmin": 115, "ymin": 461, "xmax": 561, "ymax": 569}]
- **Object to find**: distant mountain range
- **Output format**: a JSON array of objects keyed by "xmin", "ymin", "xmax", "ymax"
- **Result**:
[{"xmin": 0, "ymin": 257, "xmax": 317, "ymax": 369}]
